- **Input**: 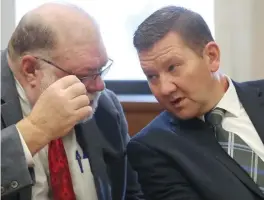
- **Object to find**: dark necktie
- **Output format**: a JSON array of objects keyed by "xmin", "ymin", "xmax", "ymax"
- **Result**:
[
  {"xmin": 205, "ymin": 108, "xmax": 264, "ymax": 193},
  {"xmin": 48, "ymin": 138, "xmax": 76, "ymax": 200}
]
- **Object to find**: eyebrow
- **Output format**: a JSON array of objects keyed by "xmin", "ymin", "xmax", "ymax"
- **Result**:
[
  {"xmin": 161, "ymin": 55, "xmax": 183, "ymax": 66},
  {"xmin": 74, "ymin": 70, "xmax": 99, "ymax": 78},
  {"xmin": 87, "ymin": 59, "xmax": 109, "ymax": 70},
  {"xmin": 142, "ymin": 66, "xmax": 157, "ymax": 74},
  {"xmin": 76, "ymin": 62, "xmax": 109, "ymax": 77}
]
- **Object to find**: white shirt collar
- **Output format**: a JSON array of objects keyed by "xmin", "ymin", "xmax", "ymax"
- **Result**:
[
  {"xmin": 199, "ymin": 76, "xmax": 241, "ymax": 121},
  {"xmin": 214, "ymin": 76, "xmax": 241, "ymax": 117},
  {"xmin": 14, "ymin": 78, "xmax": 32, "ymax": 117}
]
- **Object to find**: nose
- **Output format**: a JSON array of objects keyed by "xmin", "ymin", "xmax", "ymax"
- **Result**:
[
  {"xmin": 83, "ymin": 76, "xmax": 105, "ymax": 93},
  {"xmin": 159, "ymin": 75, "xmax": 177, "ymax": 96}
]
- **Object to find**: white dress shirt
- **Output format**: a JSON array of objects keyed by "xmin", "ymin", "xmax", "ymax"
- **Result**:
[
  {"xmin": 212, "ymin": 76, "xmax": 264, "ymax": 161},
  {"xmin": 15, "ymin": 79, "xmax": 98, "ymax": 200}
]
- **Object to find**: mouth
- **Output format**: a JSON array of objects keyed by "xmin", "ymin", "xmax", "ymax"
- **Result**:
[{"xmin": 170, "ymin": 97, "xmax": 185, "ymax": 107}]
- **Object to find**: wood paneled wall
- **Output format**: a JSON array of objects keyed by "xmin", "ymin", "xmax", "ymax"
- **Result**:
[{"xmin": 121, "ymin": 100, "xmax": 163, "ymax": 136}]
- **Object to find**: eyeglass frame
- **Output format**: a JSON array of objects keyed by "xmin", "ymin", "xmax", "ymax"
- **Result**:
[{"xmin": 33, "ymin": 56, "xmax": 113, "ymax": 82}]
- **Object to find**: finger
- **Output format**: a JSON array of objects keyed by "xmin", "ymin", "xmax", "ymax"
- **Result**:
[
  {"xmin": 70, "ymin": 95, "xmax": 90, "ymax": 110},
  {"xmin": 55, "ymin": 75, "xmax": 81, "ymax": 89},
  {"xmin": 65, "ymin": 82, "xmax": 87, "ymax": 99},
  {"xmin": 75, "ymin": 106, "xmax": 93, "ymax": 121}
]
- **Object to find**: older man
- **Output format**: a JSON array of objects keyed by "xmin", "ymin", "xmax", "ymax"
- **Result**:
[
  {"xmin": 127, "ymin": 6, "xmax": 264, "ymax": 200},
  {"xmin": 1, "ymin": 3, "xmax": 143, "ymax": 200}
]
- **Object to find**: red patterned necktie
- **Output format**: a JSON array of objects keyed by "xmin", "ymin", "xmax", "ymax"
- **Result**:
[{"xmin": 48, "ymin": 138, "xmax": 76, "ymax": 200}]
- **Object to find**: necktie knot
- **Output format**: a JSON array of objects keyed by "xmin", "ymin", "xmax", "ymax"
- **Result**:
[{"xmin": 205, "ymin": 108, "xmax": 226, "ymax": 126}]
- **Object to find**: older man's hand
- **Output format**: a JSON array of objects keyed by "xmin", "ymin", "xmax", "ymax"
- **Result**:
[{"xmin": 16, "ymin": 75, "xmax": 92, "ymax": 155}]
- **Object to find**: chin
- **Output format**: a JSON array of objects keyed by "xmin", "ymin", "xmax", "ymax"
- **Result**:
[
  {"xmin": 170, "ymin": 107, "xmax": 200, "ymax": 120},
  {"xmin": 78, "ymin": 92, "xmax": 101, "ymax": 124}
]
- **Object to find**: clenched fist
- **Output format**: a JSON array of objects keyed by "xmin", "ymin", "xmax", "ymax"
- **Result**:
[{"xmin": 17, "ymin": 75, "xmax": 92, "ymax": 155}]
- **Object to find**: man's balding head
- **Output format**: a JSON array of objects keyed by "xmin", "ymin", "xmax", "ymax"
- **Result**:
[
  {"xmin": 8, "ymin": 2, "xmax": 99, "ymax": 60},
  {"xmin": 7, "ymin": 2, "xmax": 108, "ymax": 110}
]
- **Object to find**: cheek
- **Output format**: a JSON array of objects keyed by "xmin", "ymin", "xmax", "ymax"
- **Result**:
[
  {"xmin": 149, "ymin": 84, "xmax": 160, "ymax": 97},
  {"xmin": 149, "ymin": 84, "xmax": 156, "ymax": 93},
  {"xmin": 182, "ymin": 73, "xmax": 212, "ymax": 103},
  {"xmin": 182, "ymin": 63, "xmax": 207, "ymax": 88},
  {"xmin": 40, "ymin": 75, "xmax": 57, "ymax": 92},
  {"xmin": 149, "ymin": 84, "xmax": 166, "ymax": 104}
]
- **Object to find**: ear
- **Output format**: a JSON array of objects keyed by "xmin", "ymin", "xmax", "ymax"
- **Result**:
[
  {"xmin": 20, "ymin": 55, "xmax": 41, "ymax": 86},
  {"xmin": 203, "ymin": 41, "xmax": 220, "ymax": 72}
]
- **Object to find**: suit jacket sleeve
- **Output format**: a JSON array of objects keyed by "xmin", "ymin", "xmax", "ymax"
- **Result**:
[
  {"xmin": 108, "ymin": 91, "xmax": 145, "ymax": 200},
  {"xmin": 1, "ymin": 124, "xmax": 34, "ymax": 197},
  {"xmin": 127, "ymin": 139, "xmax": 202, "ymax": 200}
]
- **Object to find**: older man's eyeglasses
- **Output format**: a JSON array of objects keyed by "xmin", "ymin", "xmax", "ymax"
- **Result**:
[{"xmin": 34, "ymin": 56, "xmax": 113, "ymax": 82}]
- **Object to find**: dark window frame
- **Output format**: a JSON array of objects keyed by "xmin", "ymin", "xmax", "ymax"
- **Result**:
[{"xmin": 105, "ymin": 80, "xmax": 152, "ymax": 95}]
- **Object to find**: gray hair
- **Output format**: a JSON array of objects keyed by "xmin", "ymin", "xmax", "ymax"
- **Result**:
[
  {"xmin": 133, "ymin": 6, "xmax": 214, "ymax": 56},
  {"xmin": 7, "ymin": 13, "xmax": 57, "ymax": 60}
]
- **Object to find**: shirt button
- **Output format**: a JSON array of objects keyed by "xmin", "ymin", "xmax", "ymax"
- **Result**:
[
  {"xmin": 1, "ymin": 186, "xmax": 5, "ymax": 194},
  {"xmin": 10, "ymin": 181, "xmax": 18, "ymax": 189}
]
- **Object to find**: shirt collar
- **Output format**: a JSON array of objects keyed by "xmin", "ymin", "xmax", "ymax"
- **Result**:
[
  {"xmin": 14, "ymin": 77, "xmax": 32, "ymax": 117},
  {"xmin": 199, "ymin": 76, "xmax": 241, "ymax": 121},
  {"xmin": 214, "ymin": 76, "xmax": 241, "ymax": 117}
]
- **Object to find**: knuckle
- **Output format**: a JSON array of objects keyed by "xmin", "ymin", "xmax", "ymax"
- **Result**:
[
  {"xmin": 66, "ymin": 74, "xmax": 76, "ymax": 80},
  {"xmin": 88, "ymin": 106, "xmax": 93, "ymax": 114},
  {"xmin": 84, "ymin": 94, "xmax": 89, "ymax": 101},
  {"xmin": 80, "ymin": 95, "xmax": 89, "ymax": 104},
  {"xmin": 83, "ymin": 106, "xmax": 92, "ymax": 115},
  {"xmin": 79, "ymin": 82, "xmax": 86, "ymax": 89},
  {"xmin": 61, "ymin": 75, "xmax": 79, "ymax": 85},
  {"xmin": 78, "ymin": 83, "xmax": 86, "ymax": 93},
  {"xmin": 73, "ymin": 75, "xmax": 81, "ymax": 82}
]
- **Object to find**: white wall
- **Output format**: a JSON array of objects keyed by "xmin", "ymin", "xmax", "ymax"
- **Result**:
[
  {"xmin": 1, "ymin": 0, "xmax": 263, "ymax": 81},
  {"xmin": 215, "ymin": 0, "xmax": 264, "ymax": 81},
  {"xmin": 1, "ymin": 0, "xmax": 16, "ymax": 50}
]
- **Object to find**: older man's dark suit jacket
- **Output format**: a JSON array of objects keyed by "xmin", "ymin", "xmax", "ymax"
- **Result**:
[
  {"xmin": 1, "ymin": 51, "xmax": 144, "ymax": 200},
  {"xmin": 127, "ymin": 79, "xmax": 264, "ymax": 200}
]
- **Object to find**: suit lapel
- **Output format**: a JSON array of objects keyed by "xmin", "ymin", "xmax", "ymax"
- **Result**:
[
  {"xmin": 94, "ymin": 97, "xmax": 126, "ymax": 200},
  {"xmin": 170, "ymin": 116, "xmax": 264, "ymax": 198},
  {"xmin": 1, "ymin": 50, "xmax": 23, "ymax": 128},
  {"xmin": 75, "ymin": 118, "xmax": 112, "ymax": 200},
  {"xmin": 234, "ymin": 81, "xmax": 264, "ymax": 144},
  {"xmin": 75, "ymin": 92, "xmax": 126, "ymax": 200}
]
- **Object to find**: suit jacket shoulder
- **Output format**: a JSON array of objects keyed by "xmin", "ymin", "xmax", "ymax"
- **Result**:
[
  {"xmin": 132, "ymin": 111, "xmax": 175, "ymax": 142},
  {"xmin": 233, "ymin": 79, "xmax": 264, "ymax": 93},
  {"xmin": 1, "ymin": 50, "xmax": 34, "ymax": 199},
  {"xmin": 95, "ymin": 89, "xmax": 129, "ymax": 147}
]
